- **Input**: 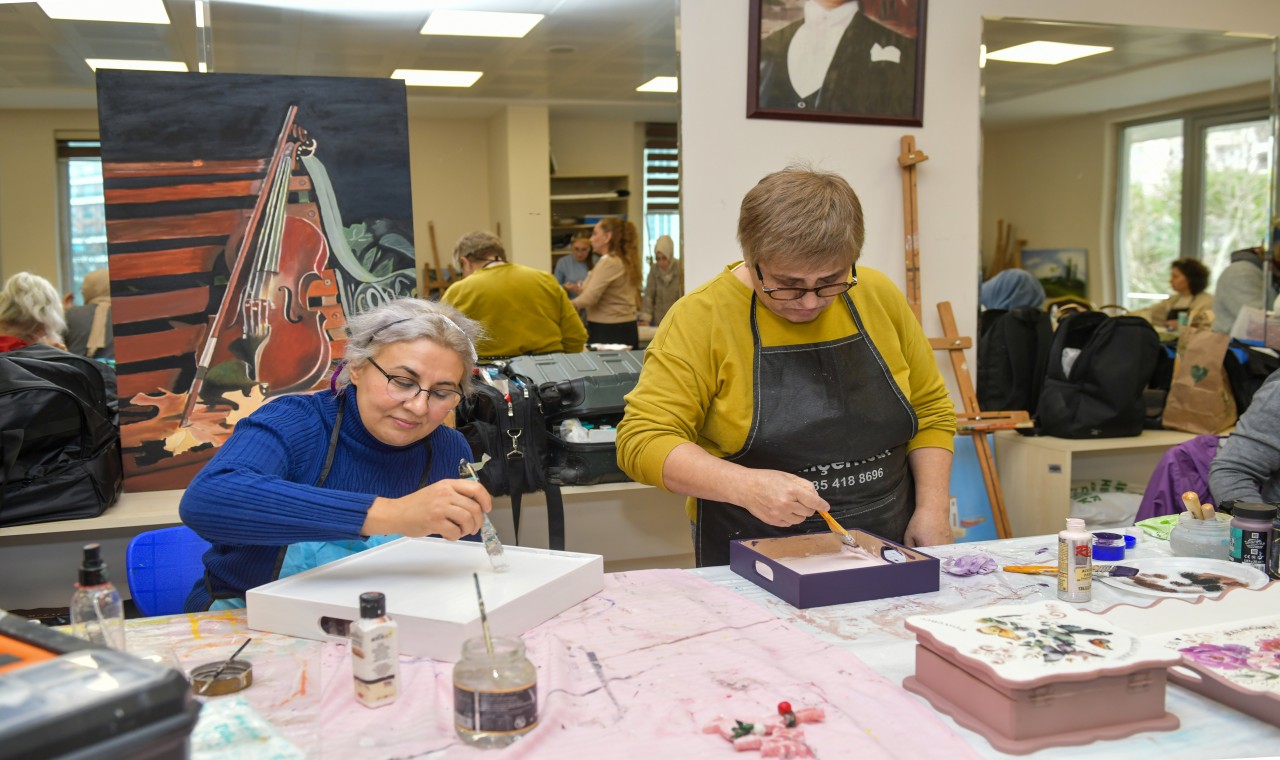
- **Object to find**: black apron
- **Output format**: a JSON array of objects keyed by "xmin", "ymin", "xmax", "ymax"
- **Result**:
[{"xmin": 694, "ymin": 292, "xmax": 918, "ymax": 566}]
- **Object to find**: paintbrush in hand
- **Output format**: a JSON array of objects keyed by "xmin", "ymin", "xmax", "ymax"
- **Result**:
[{"xmin": 816, "ymin": 509, "xmax": 858, "ymax": 550}]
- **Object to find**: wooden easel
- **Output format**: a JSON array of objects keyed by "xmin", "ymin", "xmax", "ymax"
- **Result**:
[
  {"xmin": 898, "ymin": 135, "xmax": 1022, "ymax": 539},
  {"xmin": 930, "ymin": 302, "xmax": 1023, "ymax": 539},
  {"xmin": 420, "ymin": 221, "xmax": 455, "ymax": 299},
  {"xmin": 898, "ymin": 135, "xmax": 928, "ymax": 323}
]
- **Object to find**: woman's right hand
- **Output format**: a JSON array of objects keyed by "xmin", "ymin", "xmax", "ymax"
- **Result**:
[
  {"xmin": 738, "ymin": 469, "xmax": 829, "ymax": 527},
  {"xmin": 364, "ymin": 479, "xmax": 492, "ymax": 540}
]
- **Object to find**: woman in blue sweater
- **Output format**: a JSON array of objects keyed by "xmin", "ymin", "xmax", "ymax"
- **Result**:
[{"xmin": 180, "ymin": 298, "xmax": 493, "ymax": 611}]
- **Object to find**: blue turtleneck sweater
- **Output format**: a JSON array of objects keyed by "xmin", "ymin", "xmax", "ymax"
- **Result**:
[{"xmin": 180, "ymin": 388, "xmax": 472, "ymax": 611}]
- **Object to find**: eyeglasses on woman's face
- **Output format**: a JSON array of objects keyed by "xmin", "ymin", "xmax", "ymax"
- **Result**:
[
  {"xmin": 367, "ymin": 358, "xmax": 463, "ymax": 407},
  {"xmin": 753, "ymin": 264, "xmax": 856, "ymax": 301}
]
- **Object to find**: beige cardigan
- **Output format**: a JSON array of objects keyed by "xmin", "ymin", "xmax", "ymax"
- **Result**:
[{"xmin": 572, "ymin": 254, "xmax": 638, "ymax": 324}]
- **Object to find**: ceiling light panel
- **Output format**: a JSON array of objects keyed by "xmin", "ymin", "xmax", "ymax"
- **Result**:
[
  {"xmin": 39, "ymin": 0, "xmax": 170, "ymax": 24},
  {"xmin": 86, "ymin": 59, "xmax": 188, "ymax": 72},
  {"xmin": 391, "ymin": 69, "xmax": 483, "ymax": 87},
  {"xmin": 985, "ymin": 41, "xmax": 1112, "ymax": 65},
  {"xmin": 420, "ymin": 10, "xmax": 543, "ymax": 38},
  {"xmin": 636, "ymin": 76, "xmax": 678, "ymax": 93}
]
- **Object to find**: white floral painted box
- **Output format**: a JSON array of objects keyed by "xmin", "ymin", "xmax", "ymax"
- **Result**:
[
  {"xmin": 903, "ymin": 600, "xmax": 1181, "ymax": 755},
  {"xmin": 1103, "ymin": 583, "xmax": 1280, "ymax": 727}
]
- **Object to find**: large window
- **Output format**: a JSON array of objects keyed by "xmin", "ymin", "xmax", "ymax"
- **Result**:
[
  {"xmin": 1115, "ymin": 104, "xmax": 1272, "ymax": 311},
  {"xmin": 642, "ymin": 122, "xmax": 679, "ymax": 280},
  {"xmin": 56, "ymin": 140, "xmax": 107, "ymax": 304}
]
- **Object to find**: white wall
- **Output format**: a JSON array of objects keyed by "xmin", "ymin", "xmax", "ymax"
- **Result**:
[
  {"xmin": 680, "ymin": 0, "xmax": 1280, "ymax": 393},
  {"xmin": 550, "ymin": 117, "xmax": 645, "ymax": 235},
  {"xmin": 405, "ymin": 107, "xmax": 491, "ymax": 274}
]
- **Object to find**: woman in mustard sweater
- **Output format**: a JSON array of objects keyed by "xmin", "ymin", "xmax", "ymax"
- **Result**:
[
  {"xmin": 617, "ymin": 166, "xmax": 956, "ymax": 566},
  {"xmin": 573, "ymin": 216, "xmax": 642, "ymax": 347}
]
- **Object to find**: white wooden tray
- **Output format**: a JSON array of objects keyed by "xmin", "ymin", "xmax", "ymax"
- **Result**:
[{"xmin": 246, "ymin": 537, "xmax": 603, "ymax": 661}]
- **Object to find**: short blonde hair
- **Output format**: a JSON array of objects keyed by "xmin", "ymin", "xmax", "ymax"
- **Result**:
[
  {"xmin": 452, "ymin": 231, "xmax": 505, "ymax": 269},
  {"xmin": 337, "ymin": 298, "xmax": 486, "ymax": 395},
  {"xmin": 736, "ymin": 164, "xmax": 864, "ymax": 271},
  {"xmin": 0, "ymin": 272, "xmax": 66, "ymax": 344}
]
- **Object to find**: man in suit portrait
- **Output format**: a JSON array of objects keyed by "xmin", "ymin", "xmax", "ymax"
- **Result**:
[{"xmin": 757, "ymin": 0, "xmax": 920, "ymax": 119}]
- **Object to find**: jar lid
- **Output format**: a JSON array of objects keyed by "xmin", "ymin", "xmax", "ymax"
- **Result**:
[{"xmin": 1231, "ymin": 503, "xmax": 1278, "ymax": 520}]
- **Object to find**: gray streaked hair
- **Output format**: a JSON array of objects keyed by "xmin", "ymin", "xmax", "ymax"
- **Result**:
[
  {"xmin": 452, "ymin": 231, "xmax": 506, "ymax": 269},
  {"xmin": 0, "ymin": 272, "xmax": 66, "ymax": 344},
  {"xmin": 336, "ymin": 298, "xmax": 486, "ymax": 394},
  {"xmin": 737, "ymin": 163, "xmax": 864, "ymax": 271}
]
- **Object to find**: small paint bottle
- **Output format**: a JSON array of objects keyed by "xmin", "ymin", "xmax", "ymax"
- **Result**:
[
  {"xmin": 454, "ymin": 635, "xmax": 538, "ymax": 747},
  {"xmin": 351, "ymin": 591, "xmax": 398, "ymax": 708},
  {"xmin": 1228, "ymin": 503, "xmax": 1276, "ymax": 572},
  {"xmin": 1267, "ymin": 510, "xmax": 1280, "ymax": 581},
  {"xmin": 1057, "ymin": 518, "xmax": 1092, "ymax": 603}
]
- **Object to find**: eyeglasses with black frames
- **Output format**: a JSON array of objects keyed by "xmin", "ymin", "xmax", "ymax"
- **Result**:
[
  {"xmin": 367, "ymin": 358, "xmax": 464, "ymax": 407},
  {"xmin": 753, "ymin": 264, "xmax": 857, "ymax": 301}
]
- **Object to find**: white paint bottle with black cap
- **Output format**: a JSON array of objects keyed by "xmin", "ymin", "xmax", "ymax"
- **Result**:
[
  {"xmin": 351, "ymin": 591, "xmax": 399, "ymax": 708},
  {"xmin": 1057, "ymin": 518, "xmax": 1093, "ymax": 603}
]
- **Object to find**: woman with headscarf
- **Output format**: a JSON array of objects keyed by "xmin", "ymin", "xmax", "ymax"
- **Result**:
[
  {"xmin": 65, "ymin": 269, "xmax": 114, "ymax": 361},
  {"xmin": 639, "ymin": 235, "xmax": 683, "ymax": 327},
  {"xmin": 979, "ymin": 268, "xmax": 1045, "ymax": 312}
]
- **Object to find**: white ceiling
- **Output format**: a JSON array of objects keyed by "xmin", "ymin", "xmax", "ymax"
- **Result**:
[
  {"xmin": 982, "ymin": 17, "xmax": 1275, "ymax": 128},
  {"xmin": 0, "ymin": 5, "xmax": 1272, "ymax": 128},
  {"xmin": 0, "ymin": 0, "xmax": 680, "ymax": 121}
]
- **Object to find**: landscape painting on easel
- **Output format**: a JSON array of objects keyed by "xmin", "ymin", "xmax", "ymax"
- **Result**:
[
  {"xmin": 96, "ymin": 71, "xmax": 417, "ymax": 491},
  {"xmin": 1021, "ymin": 248, "xmax": 1087, "ymax": 300}
]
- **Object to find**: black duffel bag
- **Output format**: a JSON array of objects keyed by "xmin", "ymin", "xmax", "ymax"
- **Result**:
[{"xmin": 0, "ymin": 346, "xmax": 122, "ymax": 527}]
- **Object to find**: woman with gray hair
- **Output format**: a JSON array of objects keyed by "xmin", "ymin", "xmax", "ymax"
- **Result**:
[
  {"xmin": 618, "ymin": 165, "xmax": 956, "ymax": 566},
  {"xmin": 180, "ymin": 298, "xmax": 493, "ymax": 612},
  {"xmin": 0, "ymin": 272, "xmax": 67, "ymax": 352}
]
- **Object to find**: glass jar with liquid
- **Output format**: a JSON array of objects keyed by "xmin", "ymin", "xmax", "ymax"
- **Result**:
[
  {"xmin": 1168, "ymin": 512, "xmax": 1231, "ymax": 560},
  {"xmin": 453, "ymin": 636, "xmax": 538, "ymax": 748}
]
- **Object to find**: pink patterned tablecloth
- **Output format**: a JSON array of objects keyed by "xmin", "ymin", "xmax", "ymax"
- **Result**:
[{"xmin": 129, "ymin": 569, "xmax": 979, "ymax": 759}]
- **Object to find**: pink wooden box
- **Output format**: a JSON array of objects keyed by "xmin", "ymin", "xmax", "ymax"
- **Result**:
[
  {"xmin": 1103, "ymin": 584, "xmax": 1280, "ymax": 727},
  {"xmin": 903, "ymin": 600, "xmax": 1181, "ymax": 754}
]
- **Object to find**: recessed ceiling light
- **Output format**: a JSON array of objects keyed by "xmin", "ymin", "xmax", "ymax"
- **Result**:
[
  {"xmin": 420, "ymin": 10, "xmax": 543, "ymax": 38},
  {"xmin": 86, "ymin": 59, "xmax": 188, "ymax": 72},
  {"xmin": 985, "ymin": 41, "xmax": 1112, "ymax": 65},
  {"xmin": 636, "ymin": 76, "xmax": 678, "ymax": 93},
  {"xmin": 39, "ymin": 0, "xmax": 170, "ymax": 24},
  {"xmin": 391, "ymin": 69, "xmax": 484, "ymax": 88}
]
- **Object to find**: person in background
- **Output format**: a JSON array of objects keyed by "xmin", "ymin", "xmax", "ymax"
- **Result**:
[
  {"xmin": 64, "ymin": 268, "xmax": 114, "ymax": 362},
  {"xmin": 573, "ymin": 217, "xmax": 642, "ymax": 347},
  {"xmin": 442, "ymin": 231, "xmax": 586, "ymax": 359},
  {"xmin": 1209, "ymin": 368, "xmax": 1280, "ymax": 505},
  {"xmin": 0, "ymin": 272, "xmax": 67, "ymax": 352},
  {"xmin": 617, "ymin": 165, "xmax": 956, "ymax": 567},
  {"xmin": 1213, "ymin": 246, "xmax": 1276, "ymax": 334},
  {"xmin": 639, "ymin": 234, "xmax": 683, "ymax": 327},
  {"xmin": 1130, "ymin": 258, "xmax": 1212, "ymax": 332},
  {"xmin": 180, "ymin": 298, "xmax": 493, "ymax": 612},
  {"xmin": 555, "ymin": 233, "xmax": 595, "ymax": 297},
  {"xmin": 978, "ymin": 268, "xmax": 1044, "ymax": 312}
]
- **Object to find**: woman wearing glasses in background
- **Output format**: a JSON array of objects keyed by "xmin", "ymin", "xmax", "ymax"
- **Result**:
[
  {"xmin": 180, "ymin": 299, "xmax": 493, "ymax": 611},
  {"xmin": 617, "ymin": 165, "xmax": 956, "ymax": 566}
]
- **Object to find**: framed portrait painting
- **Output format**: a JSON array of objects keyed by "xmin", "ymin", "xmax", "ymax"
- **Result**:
[{"xmin": 748, "ymin": 0, "xmax": 927, "ymax": 126}]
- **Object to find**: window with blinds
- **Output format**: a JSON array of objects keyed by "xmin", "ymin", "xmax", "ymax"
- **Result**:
[
  {"xmin": 56, "ymin": 140, "xmax": 107, "ymax": 304},
  {"xmin": 642, "ymin": 122, "xmax": 680, "ymax": 277}
]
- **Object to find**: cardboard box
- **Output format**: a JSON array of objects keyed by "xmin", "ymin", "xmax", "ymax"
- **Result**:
[
  {"xmin": 246, "ymin": 537, "xmax": 602, "ymax": 662},
  {"xmin": 728, "ymin": 530, "xmax": 939, "ymax": 609}
]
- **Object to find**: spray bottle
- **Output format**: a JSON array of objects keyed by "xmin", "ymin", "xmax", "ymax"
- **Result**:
[
  {"xmin": 70, "ymin": 543, "xmax": 126, "ymax": 650},
  {"xmin": 1057, "ymin": 518, "xmax": 1092, "ymax": 603}
]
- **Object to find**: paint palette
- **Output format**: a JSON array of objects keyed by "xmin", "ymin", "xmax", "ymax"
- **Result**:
[
  {"xmin": 246, "ymin": 537, "xmax": 603, "ymax": 662},
  {"xmin": 1096, "ymin": 557, "xmax": 1269, "ymax": 598}
]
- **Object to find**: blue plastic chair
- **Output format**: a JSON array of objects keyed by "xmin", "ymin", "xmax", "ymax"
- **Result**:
[{"xmin": 125, "ymin": 526, "xmax": 211, "ymax": 617}]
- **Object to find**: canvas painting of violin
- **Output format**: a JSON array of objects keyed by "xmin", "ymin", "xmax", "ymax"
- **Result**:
[{"xmin": 96, "ymin": 71, "xmax": 419, "ymax": 491}]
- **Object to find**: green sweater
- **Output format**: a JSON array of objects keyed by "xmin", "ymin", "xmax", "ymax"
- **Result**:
[
  {"xmin": 443, "ymin": 262, "xmax": 587, "ymax": 358},
  {"xmin": 617, "ymin": 264, "xmax": 955, "ymax": 520}
]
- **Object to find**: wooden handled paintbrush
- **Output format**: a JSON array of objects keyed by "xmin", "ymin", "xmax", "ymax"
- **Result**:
[{"xmin": 816, "ymin": 510, "xmax": 858, "ymax": 550}]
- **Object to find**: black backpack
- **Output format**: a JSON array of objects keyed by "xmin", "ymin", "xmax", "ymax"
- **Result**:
[
  {"xmin": 0, "ymin": 346, "xmax": 122, "ymax": 527},
  {"xmin": 977, "ymin": 307, "xmax": 1052, "ymax": 416},
  {"xmin": 455, "ymin": 373, "xmax": 565, "ymax": 549},
  {"xmin": 1037, "ymin": 312, "xmax": 1160, "ymax": 438}
]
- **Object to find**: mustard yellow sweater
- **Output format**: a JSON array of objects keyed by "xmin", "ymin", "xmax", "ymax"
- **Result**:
[
  {"xmin": 617, "ymin": 264, "xmax": 955, "ymax": 519},
  {"xmin": 442, "ymin": 263, "xmax": 586, "ymax": 358}
]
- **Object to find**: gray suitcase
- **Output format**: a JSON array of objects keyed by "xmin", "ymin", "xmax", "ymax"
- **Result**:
[{"xmin": 505, "ymin": 350, "xmax": 644, "ymax": 417}]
